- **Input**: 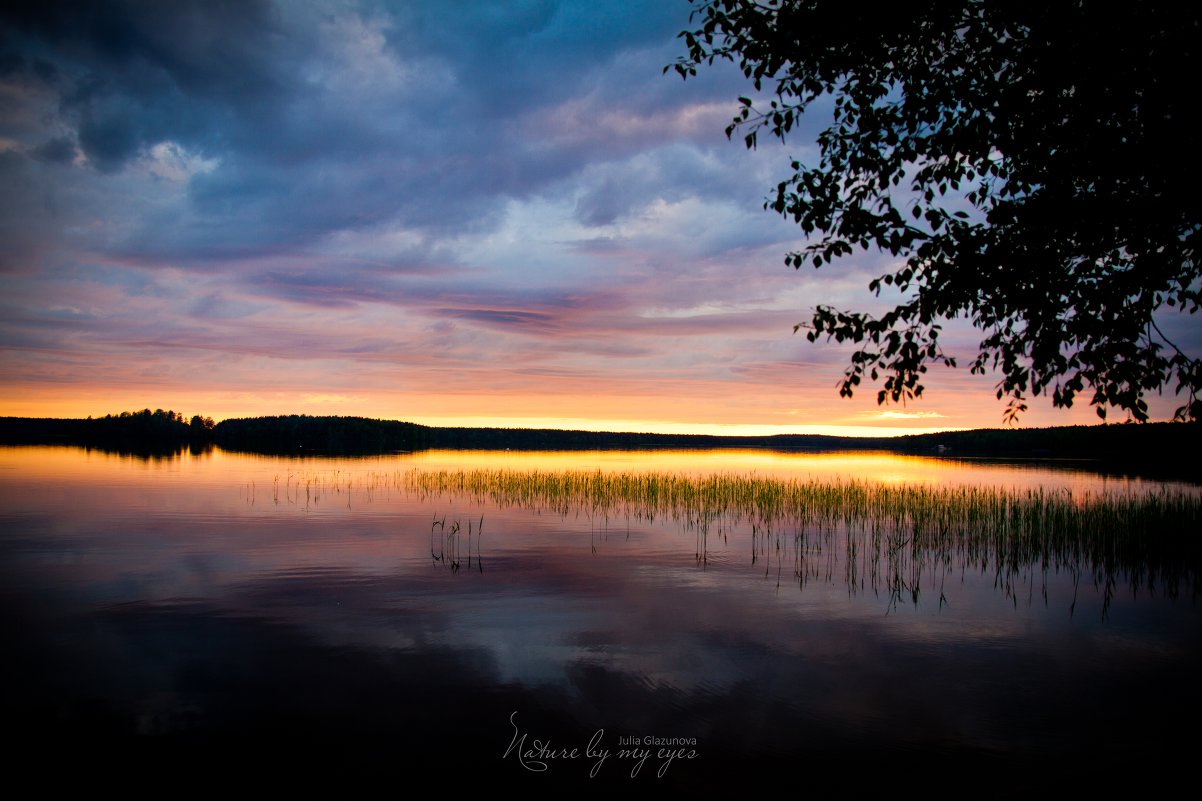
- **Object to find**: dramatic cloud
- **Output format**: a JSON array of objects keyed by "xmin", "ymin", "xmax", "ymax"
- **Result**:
[{"xmin": 0, "ymin": 1, "xmax": 1188, "ymax": 431}]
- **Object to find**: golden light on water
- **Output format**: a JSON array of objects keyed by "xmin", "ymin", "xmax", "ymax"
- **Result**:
[{"xmin": 3, "ymin": 445, "xmax": 1191, "ymax": 497}]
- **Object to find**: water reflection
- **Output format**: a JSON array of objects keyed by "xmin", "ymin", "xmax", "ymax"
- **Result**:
[
  {"xmin": 9, "ymin": 443, "xmax": 1198, "ymax": 491},
  {"xmin": 0, "ymin": 446, "xmax": 1199, "ymax": 793}
]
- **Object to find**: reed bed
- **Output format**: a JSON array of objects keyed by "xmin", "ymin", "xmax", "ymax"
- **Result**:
[
  {"xmin": 398, "ymin": 467, "xmax": 1202, "ymax": 606},
  {"xmin": 261, "ymin": 465, "xmax": 1201, "ymax": 609}
]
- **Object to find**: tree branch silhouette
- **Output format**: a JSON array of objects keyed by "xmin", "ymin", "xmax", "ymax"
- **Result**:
[{"xmin": 669, "ymin": 0, "xmax": 1201, "ymax": 422}]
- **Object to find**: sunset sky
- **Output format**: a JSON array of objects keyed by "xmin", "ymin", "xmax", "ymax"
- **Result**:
[{"xmin": 1, "ymin": 1, "xmax": 1193, "ymax": 435}]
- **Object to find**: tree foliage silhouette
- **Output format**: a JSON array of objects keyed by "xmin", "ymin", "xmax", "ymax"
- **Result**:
[{"xmin": 670, "ymin": 0, "xmax": 1201, "ymax": 422}]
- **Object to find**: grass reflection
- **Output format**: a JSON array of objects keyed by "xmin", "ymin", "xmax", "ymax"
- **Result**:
[
  {"xmin": 430, "ymin": 514, "xmax": 483, "ymax": 574},
  {"xmin": 400, "ymin": 468, "xmax": 1201, "ymax": 614}
]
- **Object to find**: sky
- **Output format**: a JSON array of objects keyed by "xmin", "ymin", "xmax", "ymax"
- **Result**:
[{"xmin": 0, "ymin": 0, "xmax": 1192, "ymax": 436}]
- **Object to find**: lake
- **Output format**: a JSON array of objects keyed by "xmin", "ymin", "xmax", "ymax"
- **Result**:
[{"xmin": 1, "ymin": 445, "xmax": 1199, "ymax": 796}]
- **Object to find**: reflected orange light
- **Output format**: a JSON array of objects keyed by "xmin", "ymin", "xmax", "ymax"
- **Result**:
[{"xmin": 4, "ymin": 445, "xmax": 1185, "ymax": 497}]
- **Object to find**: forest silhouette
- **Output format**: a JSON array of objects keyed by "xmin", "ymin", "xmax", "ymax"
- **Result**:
[{"xmin": 1, "ymin": 410, "xmax": 1197, "ymax": 476}]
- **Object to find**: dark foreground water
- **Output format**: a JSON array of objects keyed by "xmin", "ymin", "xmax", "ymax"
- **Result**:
[{"xmin": 1, "ymin": 446, "xmax": 1198, "ymax": 797}]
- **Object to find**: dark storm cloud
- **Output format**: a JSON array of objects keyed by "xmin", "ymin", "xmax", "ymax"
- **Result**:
[
  {"xmin": 3, "ymin": 0, "xmax": 290, "ymax": 168},
  {"xmin": 385, "ymin": 0, "xmax": 687, "ymax": 116},
  {"xmin": 1, "ymin": 0, "xmax": 736, "ymax": 264}
]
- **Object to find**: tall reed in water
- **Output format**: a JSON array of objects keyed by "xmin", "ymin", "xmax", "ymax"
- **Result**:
[{"xmin": 399, "ymin": 467, "xmax": 1202, "ymax": 603}]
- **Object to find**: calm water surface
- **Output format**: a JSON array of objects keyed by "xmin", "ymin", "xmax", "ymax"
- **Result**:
[{"xmin": 1, "ymin": 446, "xmax": 1198, "ymax": 796}]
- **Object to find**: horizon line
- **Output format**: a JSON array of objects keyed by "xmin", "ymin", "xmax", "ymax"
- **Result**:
[{"xmin": 5, "ymin": 409, "xmax": 1178, "ymax": 440}]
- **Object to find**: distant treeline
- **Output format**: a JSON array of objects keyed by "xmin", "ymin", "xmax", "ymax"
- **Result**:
[
  {"xmin": 0, "ymin": 409, "xmax": 212, "ymax": 453},
  {"xmin": 213, "ymin": 415, "xmax": 427, "ymax": 454},
  {"xmin": 0, "ymin": 412, "xmax": 419, "ymax": 455},
  {"xmin": 424, "ymin": 426, "xmax": 873, "ymax": 451},
  {"xmin": 894, "ymin": 425, "xmax": 1198, "ymax": 460},
  {"xmin": 0, "ymin": 414, "xmax": 883, "ymax": 454},
  {"xmin": 416, "ymin": 423, "xmax": 1202, "ymax": 475},
  {"xmin": 0, "ymin": 412, "xmax": 1197, "ymax": 473}
]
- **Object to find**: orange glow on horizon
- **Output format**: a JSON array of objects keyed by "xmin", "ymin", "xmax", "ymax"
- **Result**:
[
  {"xmin": 0, "ymin": 387, "xmax": 976, "ymax": 438},
  {"xmin": 0, "ymin": 373, "xmax": 1176, "ymax": 437},
  {"xmin": 402, "ymin": 415, "xmax": 963, "ymax": 438}
]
